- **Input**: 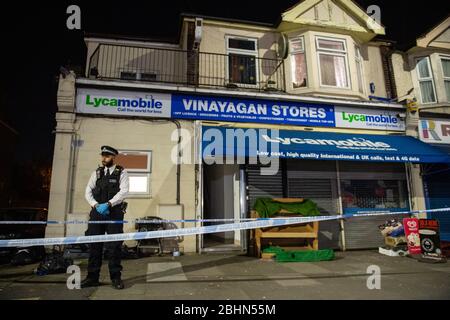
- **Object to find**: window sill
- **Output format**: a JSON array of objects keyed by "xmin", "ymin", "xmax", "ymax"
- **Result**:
[
  {"xmin": 127, "ymin": 194, "xmax": 152, "ymax": 199},
  {"xmin": 285, "ymin": 87, "xmax": 367, "ymax": 101}
]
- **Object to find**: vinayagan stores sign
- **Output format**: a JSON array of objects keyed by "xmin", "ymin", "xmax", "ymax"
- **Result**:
[{"xmin": 76, "ymin": 88, "xmax": 405, "ymax": 131}]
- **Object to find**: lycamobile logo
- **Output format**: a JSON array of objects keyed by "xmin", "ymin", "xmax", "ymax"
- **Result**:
[
  {"xmin": 85, "ymin": 95, "xmax": 163, "ymax": 109},
  {"xmin": 342, "ymin": 112, "xmax": 398, "ymax": 124}
]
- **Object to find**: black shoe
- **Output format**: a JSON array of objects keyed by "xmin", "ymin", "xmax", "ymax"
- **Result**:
[
  {"xmin": 80, "ymin": 277, "xmax": 100, "ymax": 288},
  {"xmin": 111, "ymin": 278, "xmax": 124, "ymax": 290}
]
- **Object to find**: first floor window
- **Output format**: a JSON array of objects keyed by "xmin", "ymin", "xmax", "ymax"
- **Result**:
[
  {"xmin": 441, "ymin": 57, "xmax": 450, "ymax": 102},
  {"xmin": 416, "ymin": 56, "xmax": 437, "ymax": 104},
  {"xmin": 116, "ymin": 150, "xmax": 152, "ymax": 196},
  {"xmin": 227, "ymin": 37, "xmax": 258, "ymax": 85},
  {"xmin": 290, "ymin": 37, "xmax": 307, "ymax": 88},
  {"xmin": 228, "ymin": 54, "xmax": 256, "ymax": 85},
  {"xmin": 316, "ymin": 37, "xmax": 349, "ymax": 88}
]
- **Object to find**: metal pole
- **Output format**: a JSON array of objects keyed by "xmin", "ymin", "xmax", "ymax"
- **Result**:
[{"xmin": 335, "ymin": 160, "xmax": 346, "ymax": 251}]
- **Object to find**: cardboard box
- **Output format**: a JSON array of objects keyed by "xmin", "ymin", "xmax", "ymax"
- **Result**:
[{"xmin": 384, "ymin": 236, "xmax": 406, "ymax": 247}]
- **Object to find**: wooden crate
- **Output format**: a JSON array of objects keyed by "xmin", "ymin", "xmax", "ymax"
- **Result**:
[{"xmin": 250, "ymin": 198, "xmax": 319, "ymax": 258}]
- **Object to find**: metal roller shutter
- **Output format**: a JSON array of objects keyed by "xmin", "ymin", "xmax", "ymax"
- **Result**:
[
  {"xmin": 339, "ymin": 162, "xmax": 409, "ymax": 250},
  {"xmin": 246, "ymin": 165, "xmax": 283, "ymax": 211},
  {"xmin": 424, "ymin": 168, "xmax": 450, "ymax": 241},
  {"xmin": 287, "ymin": 177, "xmax": 341, "ymax": 249},
  {"xmin": 344, "ymin": 214, "xmax": 409, "ymax": 249}
]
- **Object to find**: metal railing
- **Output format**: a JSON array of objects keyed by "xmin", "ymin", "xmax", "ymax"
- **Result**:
[{"xmin": 88, "ymin": 44, "xmax": 285, "ymax": 92}]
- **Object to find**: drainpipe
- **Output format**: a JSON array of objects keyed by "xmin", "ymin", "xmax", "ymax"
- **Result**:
[{"xmin": 170, "ymin": 119, "xmax": 182, "ymax": 205}]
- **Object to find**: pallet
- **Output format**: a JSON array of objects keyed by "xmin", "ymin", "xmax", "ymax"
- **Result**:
[{"xmin": 250, "ymin": 198, "xmax": 319, "ymax": 258}]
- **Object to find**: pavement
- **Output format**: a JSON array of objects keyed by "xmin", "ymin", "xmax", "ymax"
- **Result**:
[{"xmin": 0, "ymin": 250, "xmax": 449, "ymax": 300}]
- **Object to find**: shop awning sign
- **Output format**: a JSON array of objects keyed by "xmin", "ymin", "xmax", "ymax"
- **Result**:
[
  {"xmin": 201, "ymin": 126, "xmax": 450, "ymax": 163},
  {"xmin": 76, "ymin": 88, "xmax": 404, "ymax": 131}
]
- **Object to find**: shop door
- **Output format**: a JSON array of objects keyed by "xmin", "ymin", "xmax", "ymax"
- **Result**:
[
  {"xmin": 339, "ymin": 162, "xmax": 410, "ymax": 250},
  {"xmin": 423, "ymin": 164, "xmax": 450, "ymax": 241}
]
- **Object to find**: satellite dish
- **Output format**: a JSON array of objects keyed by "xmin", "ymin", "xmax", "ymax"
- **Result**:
[{"xmin": 277, "ymin": 34, "xmax": 289, "ymax": 60}]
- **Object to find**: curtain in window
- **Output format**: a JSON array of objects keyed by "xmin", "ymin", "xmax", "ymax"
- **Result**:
[
  {"xmin": 417, "ymin": 58, "xmax": 431, "ymax": 78},
  {"xmin": 444, "ymin": 81, "xmax": 450, "ymax": 102},
  {"xmin": 229, "ymin": 54, "xmax": 256, "ymax": 85},
  {"xmin": 442, "ymin": 59, "xmax": 450, "ymax": 77},
  {"xmin": 319, "ymin": 54, "xmax": 348, "ymax": 87},
  {"xmin": 291, "ymin": 53, "xmax": 307, "ymax": 88},
  {"xmin": 420, "ymin": 81, "xmax": 436, "ymax": 103}
]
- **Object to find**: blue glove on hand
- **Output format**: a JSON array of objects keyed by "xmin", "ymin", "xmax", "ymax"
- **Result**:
[{"xmin": 96, "ymin": 203, "xmax": 110, "ymax": 216}]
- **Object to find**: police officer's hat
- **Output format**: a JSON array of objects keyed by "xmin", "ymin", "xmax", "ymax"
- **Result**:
[{"xmin": 100, "ymin": 145, "xmax": 119, "ymax": 156}]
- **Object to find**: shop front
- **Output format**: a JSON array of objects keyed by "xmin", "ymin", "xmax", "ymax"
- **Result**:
[
  {"xmin": 73, "ymin": 86, "xmax": 450, "ymax": 253},
  {"xmin": 200, "ymin": 124, "xmax": 450, "ymax": 252},
  {"xmin": 419, "ymin": 119, "xmax": 450, "ymax": 241}
]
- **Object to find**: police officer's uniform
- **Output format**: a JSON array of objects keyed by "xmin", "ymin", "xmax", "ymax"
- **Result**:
[{"xmin": 83, "ymin": 146, "xmax": 129, "ymax": 288}]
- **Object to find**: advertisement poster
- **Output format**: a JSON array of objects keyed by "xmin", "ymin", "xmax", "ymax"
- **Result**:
[
  {"xmin": 419, "ymin": 219, "xmax": 441, "ymax": 256},
  {"xmin": 403, "ymin": 218, "xmax": 421, "ymax": 254}
]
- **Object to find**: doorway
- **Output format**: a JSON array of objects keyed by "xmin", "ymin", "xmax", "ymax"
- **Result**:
[{"xmin": 202, "ymin": 163, "xmax": 244, "ymax": 252}]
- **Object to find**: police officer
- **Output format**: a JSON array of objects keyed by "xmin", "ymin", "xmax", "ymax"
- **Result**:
[{"xmin": 81, "ymin": 146, "xmax": 129, "ymax": 290}]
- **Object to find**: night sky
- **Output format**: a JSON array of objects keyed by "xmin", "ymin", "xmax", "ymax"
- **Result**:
[{"xmin": 0, "ymin": 0, "xmax": 449, "ymax": 164}]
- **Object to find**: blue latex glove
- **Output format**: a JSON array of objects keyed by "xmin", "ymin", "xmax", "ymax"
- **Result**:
[{"xmin": 96, "ymin": 203, "xmax": 110, "ymax": 216}]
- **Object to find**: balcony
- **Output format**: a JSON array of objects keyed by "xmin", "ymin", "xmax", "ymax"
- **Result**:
[{"xmin": 88, "ymin": 44, "xmax": 285, "ymax": 92}]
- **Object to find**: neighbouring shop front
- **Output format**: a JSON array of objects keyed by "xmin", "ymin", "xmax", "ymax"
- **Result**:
[{"xmin": 419, "ymin": 119, "xmax": 450, "ymax": 241}]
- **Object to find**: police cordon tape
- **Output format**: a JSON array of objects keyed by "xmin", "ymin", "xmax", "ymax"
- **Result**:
[
  {"xmin": 0, "ymin": 207, "xmax": 449, "ymax": 225},
  {"xmin": 0, "ymin": 208, "xmax": 449, "ymax": 248}
]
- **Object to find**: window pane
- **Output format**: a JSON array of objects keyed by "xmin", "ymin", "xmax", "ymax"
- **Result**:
[
  {"xmin": 291, "ymin": 53, "xmax": 307, "ymax": 88},
  {"xmin": 228, "ymin": 54, "xmax": 257, "ymax": 85},
  {"xmin": 417, "ymin": 58, "xmax": 430, "ymax": 78},
  {"xmin": 442, "ymin": 59, "xmax": 450, "ymax": 78},
  {"xmin": 318, "ymin": 39, "xmax": 345, "ymax": 51},
  {"xmin": 290, "ymin": 38, "xmax": 304, "ymax": 52},
  {"xmin": 420, "ymin": 80, "xmax": 436, "ymax": 103},
  {"xmin": 445, "ymin": 80, "xmax": 450, "ymax": 102},
  {"xmin": 129, "ymin": 176, "xmax": 148, "ymax": 193},
  {"xmin": 228, "ymin": 39, "xmax": 256, "ymax": 51},
  {"xmin": 319, "ymin": 54, "xmax": 348, "ymax": 87}
]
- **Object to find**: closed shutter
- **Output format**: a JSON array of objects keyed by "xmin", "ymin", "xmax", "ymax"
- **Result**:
[
  {"xmin": 246, "ymin": 165, "xmax": 283, "ymax": 211},
  {"xmin": 340, "ymin": 162, "xmax": 409, "ymax": 249},
  {"xmin": 424, "ymin": 168, "xmax": 450, "ymax": 241},
  {"xmin": 344, "ymin": 214, "xmax": 408, "ymax": 249},
  {"xmin": 287, "ymin": 177, "xmax": 341, "ymax": 249}
]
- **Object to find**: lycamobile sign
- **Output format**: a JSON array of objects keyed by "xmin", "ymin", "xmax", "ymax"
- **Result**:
[
  {"xmin": 335, "ymin": 106, "xmax": 404, "ymax": 131},
  {"xmin": 76, "ymin": 88, "xmax": 172, "ymax": 118},
  {"xmin": 341, "ymin": 112, "xmax": 398, "ymax": 125},
  {"xmin": 85, "ymin": 94, "xmax": 164, "ymax": 109}
]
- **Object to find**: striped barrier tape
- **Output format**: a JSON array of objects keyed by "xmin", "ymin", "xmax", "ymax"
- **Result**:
[
  {"xmin": 0, "ymin": 207, "xmax": 449, "ymax": 248},
  {"xmin": 0, "ymin": 214, "xmax": 341, "ymax": 248},
  {"xmin": 0, "ymin": 207, "xmax": 449, "ymax": 225}
]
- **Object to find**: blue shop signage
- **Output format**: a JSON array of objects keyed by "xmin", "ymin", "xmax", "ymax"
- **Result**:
[
  {"xmin": 171, "ymin": 94, "xmax": 335, "ymax": 127},
  {"xmin": 76, "ymin": 89, "xmax": 404, "ymax": 131}
]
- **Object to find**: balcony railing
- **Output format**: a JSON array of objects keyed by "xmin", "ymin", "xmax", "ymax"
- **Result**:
[{"xmin": 88, "ymin": 44, "xmax": 285, "ymax": 92}]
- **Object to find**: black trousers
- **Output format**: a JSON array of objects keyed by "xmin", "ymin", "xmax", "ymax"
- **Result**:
[{"xmin": 86, "ymin": 206, "xmax": 124, "ymax": 280}]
